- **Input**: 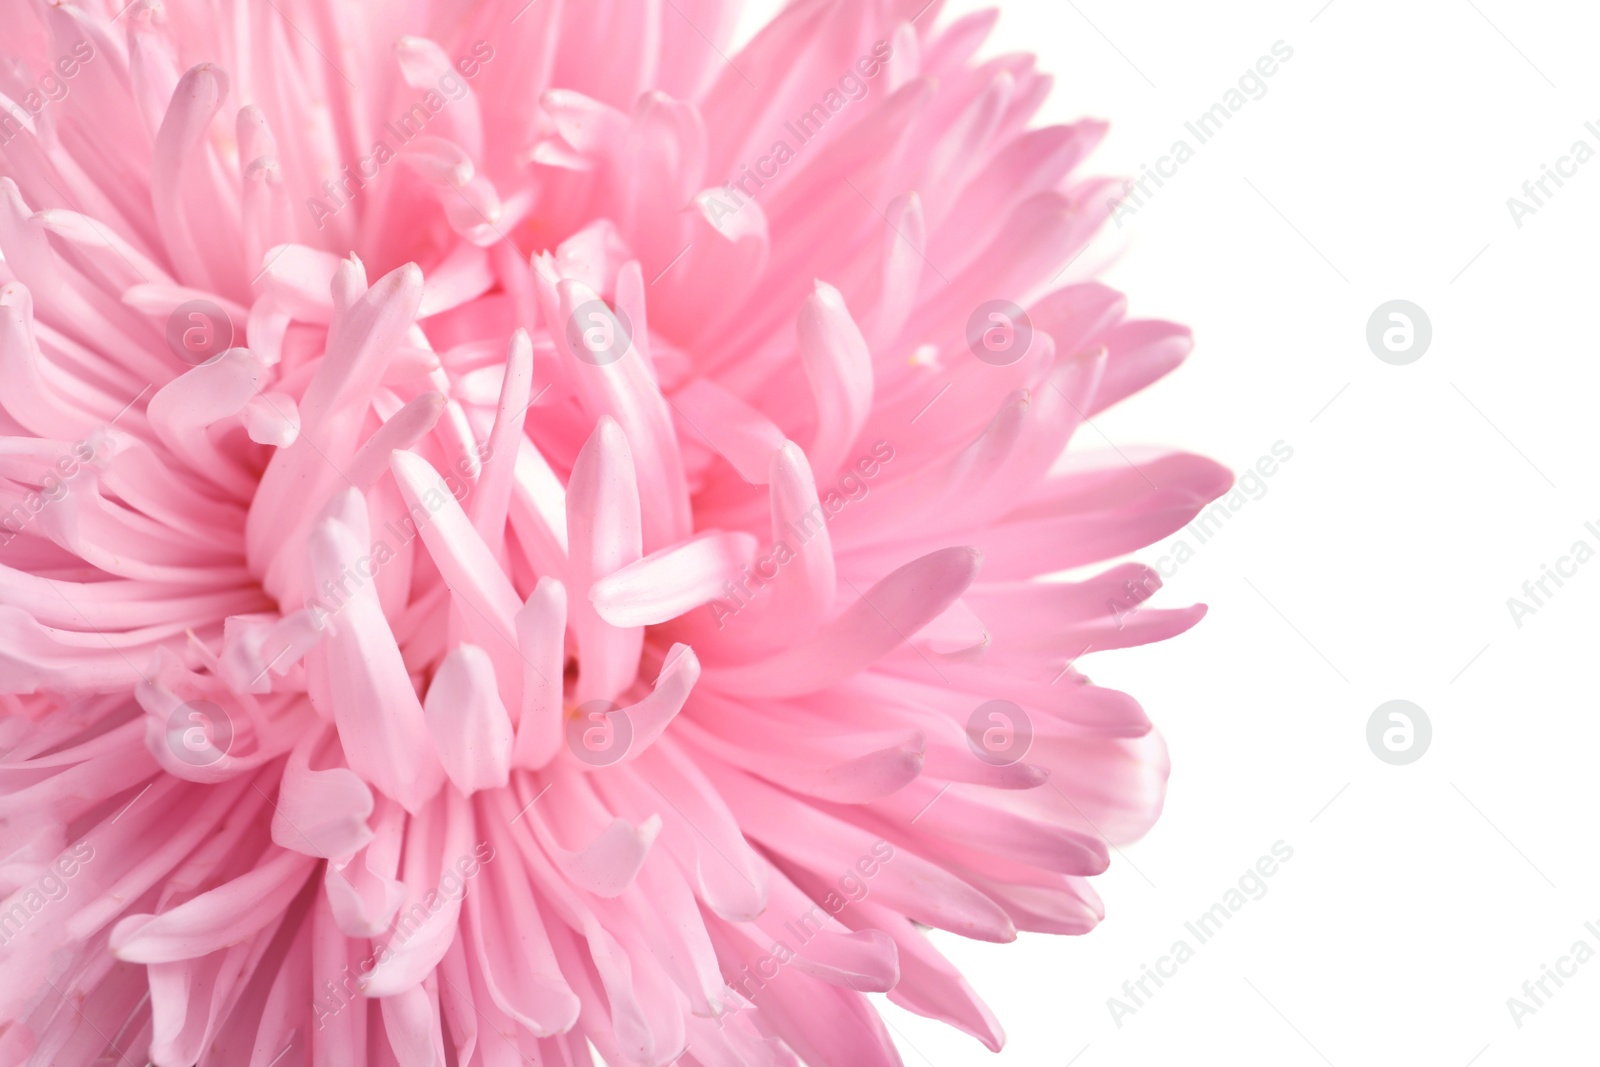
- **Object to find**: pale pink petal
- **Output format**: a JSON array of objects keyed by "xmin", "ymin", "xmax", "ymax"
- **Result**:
[{"xmin": 423, "ymin": 643, "xmax": 514, "ymax": 795}]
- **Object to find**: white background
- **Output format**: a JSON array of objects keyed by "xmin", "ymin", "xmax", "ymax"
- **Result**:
[{"xmin": 729, "ymin": 2, "xmax": 1600, "ymax": 1064}]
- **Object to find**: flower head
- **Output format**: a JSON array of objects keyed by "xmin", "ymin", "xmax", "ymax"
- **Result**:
[{"xmin": 0, "ymin": 1, "xmax": 1228, "ymax": 1064}]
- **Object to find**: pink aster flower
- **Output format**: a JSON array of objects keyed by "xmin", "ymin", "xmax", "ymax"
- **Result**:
[{"xmin": 0, "ymin": 1, "xmax": 1229, "ymax": 1064}]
